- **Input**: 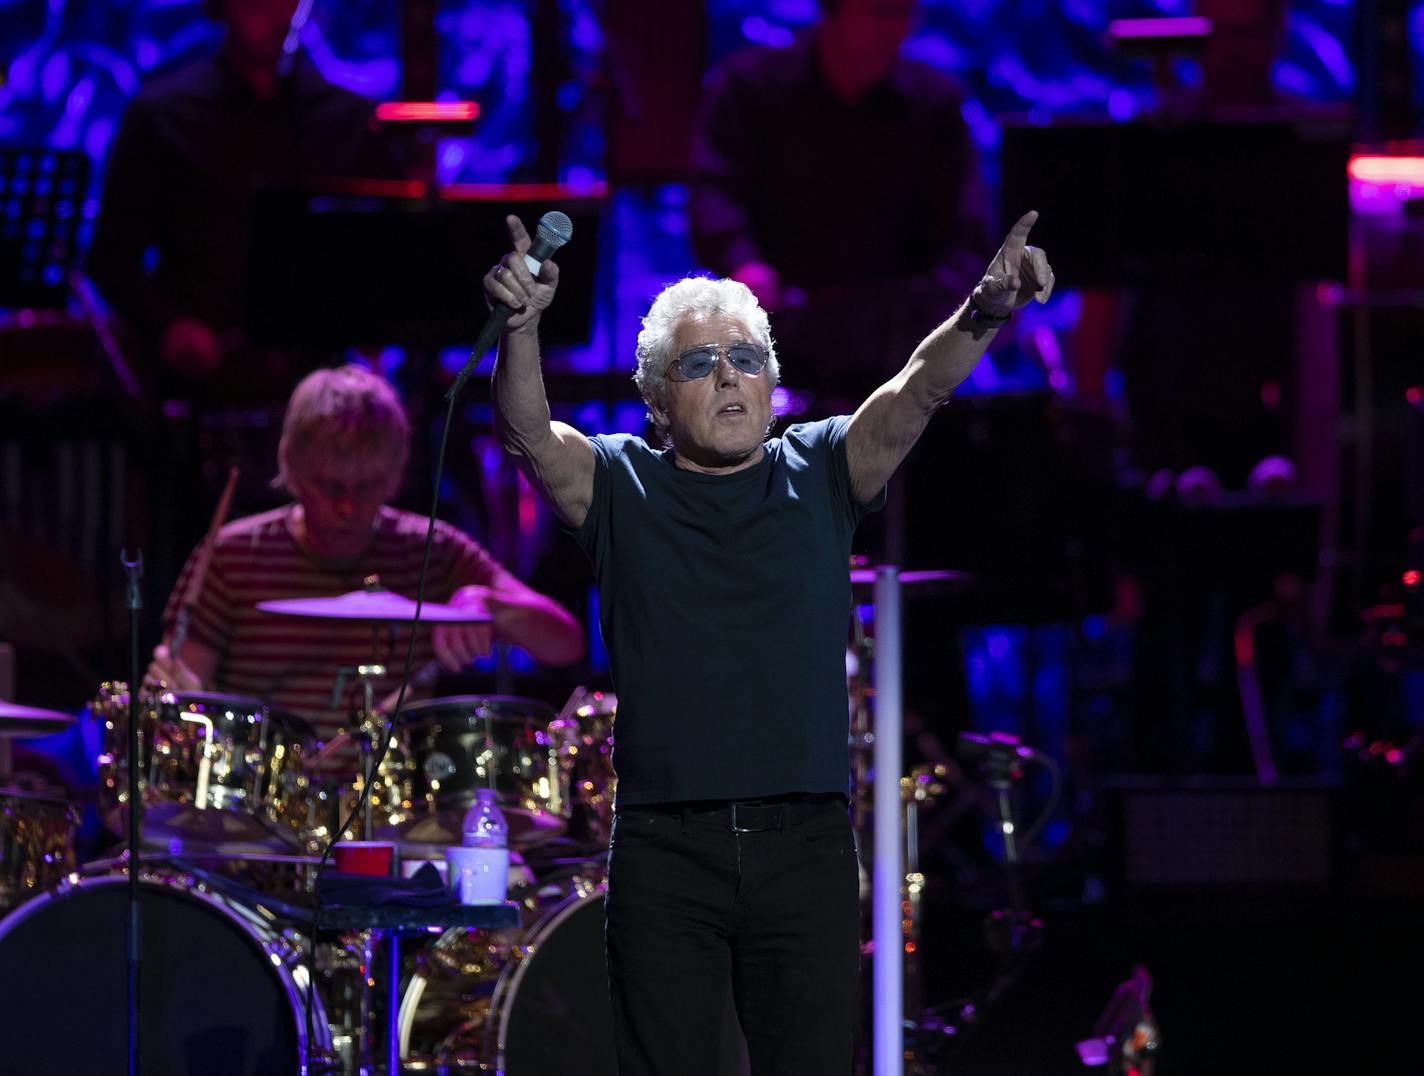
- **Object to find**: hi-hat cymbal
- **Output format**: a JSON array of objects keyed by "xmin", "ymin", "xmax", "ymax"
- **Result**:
[
  {"xmin": 849, "ymin": 568, "xmax": 973, "ymax": 599},
  {"xmin": 0, "ymin": 702, "xmax": 76, "ymax": 739},
  {"xmin": 257, "ymin": 589, "xmax": 491, "ymax": 623}
]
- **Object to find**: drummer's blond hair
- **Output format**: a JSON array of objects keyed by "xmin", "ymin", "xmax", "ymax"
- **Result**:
[{"xmin": 275, "ymin": 365, "xmax": 410, "ymax": 494}]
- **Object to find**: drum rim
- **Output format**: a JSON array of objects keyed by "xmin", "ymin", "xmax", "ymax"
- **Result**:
[
  {"xmin": 397, "ymin": 879, "xmax": 608, "ymax": 1066},
  {"xmin": 0, "ymin": 871, "xmax": 331, "ymax": 1056},
  {"xmin": 150, "ymin": 689, "xmax": 268, "ymax": 711},
  {"xmin": 494, "ymin": 881, "xmax": 608, "ymax": 1064},
  {"xmin": 400, "ymin": 694, "xmax": 559, "ymax": 722}
]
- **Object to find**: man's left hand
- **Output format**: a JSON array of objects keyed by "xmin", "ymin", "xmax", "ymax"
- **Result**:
[
  {"xmin": 972, "ymin": 210, "xmax": 1055, "ymax": 317},
  {"xmin": 431, "ymin": 585, "xmax": 496, "ymax": 670}
]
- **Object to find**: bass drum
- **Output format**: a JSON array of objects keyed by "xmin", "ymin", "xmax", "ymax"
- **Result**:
[
  {"xmin": 0, "ymin": 872, "xmax": 332, "ymax": 1075},
  {"xmin": 399, "ymin": 874, "xmax": 748, "ymax": 1075}
]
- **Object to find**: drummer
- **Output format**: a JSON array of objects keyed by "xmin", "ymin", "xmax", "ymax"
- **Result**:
[{"xmin": 144, "ymin": 364, "xmax": 585, "ymax": 744}]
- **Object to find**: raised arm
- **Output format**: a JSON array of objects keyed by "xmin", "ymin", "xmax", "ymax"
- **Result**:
[
  {"xmin": 488, "ymin": 215, "xmax": 596, "ymax": 529},
  {"xmin": 845, "ymin": 211, "xmax": 1055, "ymax": 504}
]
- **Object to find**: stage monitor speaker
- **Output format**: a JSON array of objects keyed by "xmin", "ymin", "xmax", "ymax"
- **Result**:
[{"xmin": 1102, "ymin": 777, "xmax": 1335, "ymax": 887}]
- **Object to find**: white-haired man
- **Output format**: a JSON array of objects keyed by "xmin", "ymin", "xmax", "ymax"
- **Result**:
[
  {"xmin": 488, "ymin": 212, "xmax": 1054, "ymax": 1073},
  {"xmin": 146, "ymin": 364, "xmax": 585, "ymax": 741}
]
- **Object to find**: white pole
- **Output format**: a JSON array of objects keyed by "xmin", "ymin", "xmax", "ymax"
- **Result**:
[{"xmin": 873, "ymin": 566, "xmax": 903, "ymax": 1076}]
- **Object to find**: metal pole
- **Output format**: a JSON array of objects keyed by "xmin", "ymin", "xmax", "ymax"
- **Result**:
[
  {"xmin": 873, "ymin": 566, "xmax": 903, "ymax": 1076},
  {"xmin": 387, "ymin": 932, "xmax": 401, "ymax": 1076},
  {"xmin": 122, "ymin": 549, "xmax": 144, "ymax": 1076}
]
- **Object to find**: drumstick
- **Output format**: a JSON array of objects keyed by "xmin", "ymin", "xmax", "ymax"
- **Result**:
[
  {"xmin": 168, "ymin": 467, "xmax": 240, "ymax": 656},
  {"xmin": 554, "ymin": 685, "xmax": 591, "ymax": 726}
]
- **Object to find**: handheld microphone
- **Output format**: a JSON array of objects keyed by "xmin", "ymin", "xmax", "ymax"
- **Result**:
[{"xmin": 446, "ymin": 210, "xmax": 574, "ymax": 401}]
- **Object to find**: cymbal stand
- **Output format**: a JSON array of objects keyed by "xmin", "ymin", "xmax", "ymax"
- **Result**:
[
  {"xmin": 328, "ymin": 659, "xmax": 394, "ymax": 1076},
  {"xmin": 899, "ymin": 764, "xmax": 949, "ymax": 1073},
  {"xmin": 329, "ymin": 663, "xmax": 388, "ymax": 841}
]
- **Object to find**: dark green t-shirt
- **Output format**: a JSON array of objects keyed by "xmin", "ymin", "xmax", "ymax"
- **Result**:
[{"xmin": 575, "ymin": 416, "xmax": 883, "ymax": 805}]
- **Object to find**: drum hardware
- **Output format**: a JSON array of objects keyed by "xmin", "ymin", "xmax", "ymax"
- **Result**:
[
  {"xmin": 330, "ymin": 662, "xmax": 401, "ymax": 843},
  {"xmin": 118, "ymin": 544, "xmax": 146, "ymax": 1076},
  {"xmin": 549, "ymin": 686, "xmax": 619, "ymax": 846},
  {"xmin": 255, "ymin": 579, "xmax": 495, "ymax": 847},
  {"xmin": 393, "ymin": 695, "xmax": 567, "ymax": 855},
  {"xmin": 907, "ymin": 732, "xmax": 1061, "ymax": 1073},
  {"xmin": 306, "ymin": 896, "xmax": 523, "ymax": 1076},
  {"xmin": 94, "ymin": 684, "xmax": 310, "ymax": 854},
  {"xmin": 845, "ymin": 560, "xmax": 975, "ymax": 843}
]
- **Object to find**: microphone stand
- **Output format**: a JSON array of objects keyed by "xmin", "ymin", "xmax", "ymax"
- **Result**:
[
  {"xmin": 121, "ymin": 548, "xmax": 144, "ymax": 1076},
  {"xmin": 923, "ymin": 733, "xmax": 1048, "ymax": 1070}
]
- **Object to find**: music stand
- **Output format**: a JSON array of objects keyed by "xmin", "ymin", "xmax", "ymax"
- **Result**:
[
  {"xmin": 245, "ymin": 186, "xmax": 602, "ymax": 349},
  {"xmin": 999, "ymin": 117, "xmax": 1350, "ymax": 287}
]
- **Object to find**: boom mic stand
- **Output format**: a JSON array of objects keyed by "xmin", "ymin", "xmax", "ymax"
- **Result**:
[
  {"xmin": 121, "ymin": 548, "xmax": 144, "ymax": 1076},
  {"xmin": 920, "ymin": 731, "xmax": 1059, "ymax": 1070}
]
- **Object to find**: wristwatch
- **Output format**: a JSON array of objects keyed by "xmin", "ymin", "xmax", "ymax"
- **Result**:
[{"xmin": 966, "ymin": 291, "xmax": 1012, "ymax": 329}]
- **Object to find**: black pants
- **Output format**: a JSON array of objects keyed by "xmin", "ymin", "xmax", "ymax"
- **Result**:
[{"xmin": 605, "ymin": 796, "xmax": 860, "ymax": 1076}]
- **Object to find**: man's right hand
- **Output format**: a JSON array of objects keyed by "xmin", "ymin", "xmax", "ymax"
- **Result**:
[
  {"xmin": 143, "ymin": 643, "xmax": 205, "ymax": 695},
  {"xmin": 484, "ymin": 215, "xmax": 561, "ymax": 333},
  {"xmin": 160, "ymin": 317, "xmax": 223, "ymax": 379}
]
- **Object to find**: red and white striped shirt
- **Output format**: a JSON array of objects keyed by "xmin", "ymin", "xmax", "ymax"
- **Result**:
[{"xmin": 163, "ymin": 504, "xmax": 506, "ymax": 740}]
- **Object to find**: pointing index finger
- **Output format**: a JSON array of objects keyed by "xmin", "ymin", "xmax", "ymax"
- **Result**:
[{"xmin": 1002, "ymin": 209, "xmax": 1039, "ymax": 255}]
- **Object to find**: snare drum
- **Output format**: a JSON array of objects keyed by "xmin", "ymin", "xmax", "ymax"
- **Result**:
[
  {"xmin": 399, "ymin": 696, "xmax": 565, "ymax": 847},
  {"xmin": 0, "ymin": 871, "xmax": 333, "ymax": 1074},
  {"xmin": 94, "ymin": 683, "xmax": 311, "ymax": 852},
  {"xmin": 0, "ymin": 787, "xmax": 77, "ymax": 912}
]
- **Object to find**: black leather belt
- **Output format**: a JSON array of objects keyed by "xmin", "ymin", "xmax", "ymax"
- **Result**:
[{"xmin": 638, "ymin": 793, "xmax": 845, "ymax": 833}]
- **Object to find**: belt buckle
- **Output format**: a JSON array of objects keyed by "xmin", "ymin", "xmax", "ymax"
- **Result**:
[{"xmin": 730, "ymin": 803, "xmax": 758, "ymax": 833}]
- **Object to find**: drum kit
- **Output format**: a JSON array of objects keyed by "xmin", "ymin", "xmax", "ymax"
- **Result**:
[
  {"xmin": 0, "ymin": 590, "xmax": 623, "ymax": 1075},
  {"xmin": 0, "ymin": 563, "xmax": 975, "ymax": 1073}
]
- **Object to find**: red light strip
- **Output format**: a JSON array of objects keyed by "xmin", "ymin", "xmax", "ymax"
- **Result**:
[
  {"xmin": 375, "ymin": 101, "xmax": 480, "ymax": 123},
  {"xmin": 440, "ymin": 181, "xmax": 610, "ymax": 201},
  {"xmin": 1348, "ymin": 155, "xmax": 1424, "ymax": 185}
]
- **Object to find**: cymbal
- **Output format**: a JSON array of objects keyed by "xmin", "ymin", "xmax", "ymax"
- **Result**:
[
  {"xmin": 849, "ymin": 568, "xmax": 973, "ymax": 598},
  {"xmin": 0, "ymin": 702, "xmax": 76, "ymax": 739},
  {"xmin": 114, "ymin": 802, "xmax": 304, "ymax": 855},
  {"xmin": 257, "ymin": 589, "xmax": 491, "ymax": 623}
]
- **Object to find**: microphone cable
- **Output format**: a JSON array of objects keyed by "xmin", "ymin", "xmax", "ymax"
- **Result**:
[
  {"xmin": 301, "ymin": 381, "xmax": 460, "ymax": 1074},
  {"xmin": 300, "ymin": 210, "xmax": 572, "ymax": 1071}
]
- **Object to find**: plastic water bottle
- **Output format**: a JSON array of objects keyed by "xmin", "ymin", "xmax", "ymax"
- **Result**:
[{"xmin": 448, "ymin": 788, "xmax": 508, "ymax": 903}]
